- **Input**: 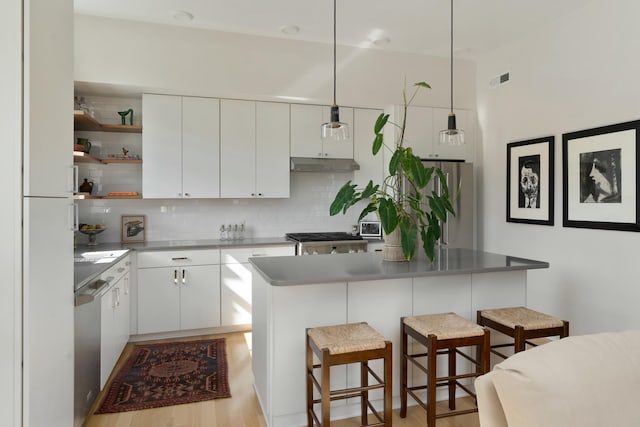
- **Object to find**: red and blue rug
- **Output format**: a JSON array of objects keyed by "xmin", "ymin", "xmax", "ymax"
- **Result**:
[{"xmin": 96, "ymin": 338, "xmax": 231, "ymax": 414}]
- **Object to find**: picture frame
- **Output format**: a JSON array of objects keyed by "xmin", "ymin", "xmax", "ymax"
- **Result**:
[
  {"xmin": 506, "ymin": 136, "xmax": 555, "ymax": 225},
  {"xmin": 121, "ymin": 215, "xmax": 146, "ymax": 243},
  {"xmin": 562, "ymin": 119, "xmax": 640, "ymax": 231}
]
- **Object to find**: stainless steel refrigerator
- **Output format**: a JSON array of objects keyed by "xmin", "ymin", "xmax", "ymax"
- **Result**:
[{"xmin": 413, "ymin": 160, "xmax": 474, "ymax": 253}]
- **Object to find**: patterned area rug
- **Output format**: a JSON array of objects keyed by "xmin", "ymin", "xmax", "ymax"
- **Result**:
[{"xmin": 96, "ymin": 338, "xmax": 231, "ymax": 414}]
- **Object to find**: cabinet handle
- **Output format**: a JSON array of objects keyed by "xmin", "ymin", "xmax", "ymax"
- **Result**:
[
  {"xmin": 104, "ymin": 276, "xmax": 114, "ymax": 283},
  {"xmin": 117, "ymin": 267, "xmax": 125, "ymax": 273},
  {"xmin": 184, "ymin": 193, "xmax": 190, "ymax": 197},
  {"xmin": 258, "ymin": 193, "xmax": 263, "ymax": 196},
  {"xmin": 182, "ymin": 269, "xmax": 186, "ymax": 285},
  {"xmin": 171, "ymin": 257, "xmax": 189, "ymax": 261},
  {"xmin": 318, "ymin": 152, "xmax": 322, "ymax": 157},
  {"xmin": 124, "ymin": 277, "xmax": 129, "ymax": 295},
  {"xmin": 173, "ymin": 269, "xmax": 178, "ymax": 285},
  {"xmin": 251, "ymin": 193, "xmax": 255, "ymax": 197}
]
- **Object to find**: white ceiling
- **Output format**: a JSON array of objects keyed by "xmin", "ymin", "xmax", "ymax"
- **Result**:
[{"xmin": 74, "ymin": 0, "xmax": 594, "ymax": 59}]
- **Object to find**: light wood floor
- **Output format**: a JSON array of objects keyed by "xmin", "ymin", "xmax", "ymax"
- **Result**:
[{"xmin": 85, "ymin": 331, "xmax": 480, "ymax": 427}]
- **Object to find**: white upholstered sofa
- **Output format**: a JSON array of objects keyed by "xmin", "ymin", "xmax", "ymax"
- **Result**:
[{"xmin": 475, "ymin": 330, "xmax": 640, "ymax": 427}]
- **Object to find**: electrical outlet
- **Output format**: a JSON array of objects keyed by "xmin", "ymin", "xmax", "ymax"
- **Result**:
[{"xmin": 490, "ymin": 71, "xmax": 511, "ymax": 88}]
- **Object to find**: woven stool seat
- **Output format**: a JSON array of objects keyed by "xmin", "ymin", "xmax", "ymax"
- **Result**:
[
  {"xmin": 480, "ymin": 306, "xmax": 564, "ymax": 330},
  {"xmin": 307, "ymin": 322, "xmax": 386, "ymax": 355},
  {"xmin": 404, "ymin": 312, "xmax": 485, "ymax": 340},
  {"xmin": 477, "ymin": 306, "xmax": 569, "ymax": 359}
]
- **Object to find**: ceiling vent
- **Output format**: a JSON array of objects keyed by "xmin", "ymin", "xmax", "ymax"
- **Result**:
[{"xmin": 490, "ymin": 71, "xmax": 510, "ymax": 88}]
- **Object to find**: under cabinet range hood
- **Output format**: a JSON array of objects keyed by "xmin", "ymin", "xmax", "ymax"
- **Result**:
[{"xmin": 290, "ymin": 157, "xmax": 360, "ymax": 172}]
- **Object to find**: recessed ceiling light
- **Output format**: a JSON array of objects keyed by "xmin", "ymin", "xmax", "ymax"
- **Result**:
[
  {"xmin": 280, "ymin": 25, "xmax": 300, "ymax": 35},
  {"xmin": 173, "ymin": 10, "xmax": 194, "ymax": 22}
]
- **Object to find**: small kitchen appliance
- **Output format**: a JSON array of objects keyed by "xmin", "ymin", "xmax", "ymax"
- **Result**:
[
  {"xmin": 359, "ymin": 221, "xmax": 382, "ymax": 239},
  {"xmin": 286, "ymin": 232, "xmax": 367, "ymax": 255}
]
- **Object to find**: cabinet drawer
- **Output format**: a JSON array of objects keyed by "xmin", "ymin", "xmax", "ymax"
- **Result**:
[
  {"xmin": 100, "ymin": 255, "xmax": 130, "ymax": 287},
  {"xmin": 137, "ymin": 249, "xmax": 220, "ymax": 268},
  {"xmin": 221, "ymin": 245, "xmax": 294, "ymax": 264}
]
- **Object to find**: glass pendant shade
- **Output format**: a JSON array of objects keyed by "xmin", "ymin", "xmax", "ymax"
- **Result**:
[
  {"xmin": 321, "ymin": 105, "xmax": 350, "ymax": 141},
  {"xmin": 439, "ymin": 112, "xmax": 464, "ymax": 145}
]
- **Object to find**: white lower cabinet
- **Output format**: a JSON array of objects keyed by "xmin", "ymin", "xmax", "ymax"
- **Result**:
[
  {"xmin": 137, "ymin": 250, "xmax": 221, "ymax": 334},
  {"xmin": 220, "ymin": 245, "xmax": 294, "ymax": 326},
  {"xmin": 99, "ymin": 256, "xmax": 131, "ymax": 389}
]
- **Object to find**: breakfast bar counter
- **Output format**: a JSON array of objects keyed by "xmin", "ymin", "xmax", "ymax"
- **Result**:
[{"xmin": 249, "ymin": 249, "xmax": 549, "ymax": 427}]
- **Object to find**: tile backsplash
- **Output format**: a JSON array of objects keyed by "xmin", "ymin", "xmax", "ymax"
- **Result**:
[{"xmin": 77, "ymin": 172, "xmax": 369, "ymax": 245}]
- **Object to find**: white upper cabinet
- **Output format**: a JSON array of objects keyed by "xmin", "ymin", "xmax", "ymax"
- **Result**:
[
  {"xmin": 23, "ymin": 0, "xmax": 74, "ymax": 198},
  {"xmin": 220, "ymin": 99, "xmax": 256, "ymax": 198},
  {"xmin": 256, "ymin": 102, "xmax": 290, "ymax": 198},
  {"xmin": 386, "ymin": 105, "xmax": 474, "ymax": 162},
  {"xmin": 353, "ymin": 108, "xmax": 384, "ymax": 187},
  {"xmin": 290, "ymin": 104, "xmax": 354, "ymax": 159},
  {"xmin": 182, "ymin": 97, "xmax": 221, "ymax": 197},
  {"xmin": 220, "ymin": 100, "xmax": 290, "ymax": 198},
  {"xmin": 142, "ymin": 94, "xmax": 220, "ymax": 198}
]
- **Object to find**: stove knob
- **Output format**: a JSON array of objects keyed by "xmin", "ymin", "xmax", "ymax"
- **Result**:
[
  {"xmin": 331, "ymin": 249, "xmax": 337, "ymax": 254},
  {"xmin": 348, "ymin": 249, "xmax": 355, "ymax": 253},
  {"xmin": 357, "ymin": 249, "xmax": 365, "ymax": 253},
  {"xmin": 312, "ymin": 250, "xmax": 319, "ymax": 255}
]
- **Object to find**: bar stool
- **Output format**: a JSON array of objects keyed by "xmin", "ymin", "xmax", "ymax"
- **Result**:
[
  {"xmin": 477, "ymin": 306, "xmax": 569, "ymax": 359},
  {"xmin": 306, "ymin": 322, "xmax": 392, "ymax": 427},
  {"xmin": 400, "ymin": 313, "xmax": 490, "ymax": 427}
]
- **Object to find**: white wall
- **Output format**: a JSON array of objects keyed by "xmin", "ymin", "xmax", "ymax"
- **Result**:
[
  {"xmin": 476, "ymin": 0, "xmax": 640, "ymax": 334},
  {"xmin": 73, "ymin": 15, "xmax": 477, "ymax": 242}
]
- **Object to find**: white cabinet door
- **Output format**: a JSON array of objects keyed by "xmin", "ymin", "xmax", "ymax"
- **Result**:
[
  {"xmin": 322, "ymin": 106, "xmax": 354, "ymax": 159},
  {"xmin": 137, "ymin": 267, "xmax": 181, "ymax": 334},
  {"xmin": 116, "ymin": 272, "xmax": 131, "ymax": 359},
  {"xmin": 221, "ymin": 263, "xmax": 253, "ymax": 326},
  {"xmin": 402, "ymin": 106, "xmax": 433, "ymax": 159},
  {"xmin": 180, "ymin": 264, "xmax": 221, "ymax": 330},
  {"xmin": 142, "ymin": 94, "xmax": 182, "ymax": 198},
  {"xmin": 256, "ymin": 102, "xmax": 290, "ymax": 198},
  {"xmin": 220, "ymin": 99, "xmax": 256, "ymax": 198},
  {"xmin": 182, "ymin": 97, "xmax": 220, "ymax": 198},
  {"xmin": 353, "ymin": 108, "xmax": 384, "ymax": 188},
  {"xmin": 431, "ymin": 108, "xmax": 472, "ymax": 161},
  {"xmin": 290, "ymin": 104, "xmax": 323, "ymax": 158},
  {"xmin": 100, "ymin": 285, "xmax": 118, "ymax": 389}
]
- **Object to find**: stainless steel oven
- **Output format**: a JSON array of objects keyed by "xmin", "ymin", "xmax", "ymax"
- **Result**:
[{"xmin": 285, "ymin": 232, "xmax": 368, "ymax": 255}]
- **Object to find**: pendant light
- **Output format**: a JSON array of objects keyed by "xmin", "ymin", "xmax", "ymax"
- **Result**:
[
  {"xmin": 439, "ymin": 0, "xmax": 464, "ymax": 146},
  {"xmin": 321, "ymin": 0, "xmax": 349, "ymax": 142}
]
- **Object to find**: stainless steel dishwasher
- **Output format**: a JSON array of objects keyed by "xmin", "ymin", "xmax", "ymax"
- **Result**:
[{"xmin": 74, "ymin": 279, "xmax": 106, "ymax": 427}]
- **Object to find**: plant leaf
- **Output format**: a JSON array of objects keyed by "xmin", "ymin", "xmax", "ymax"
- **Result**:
[
  {"xmin": 414, "ymin": 81, "xmax": 432, "ymax": 89},
  {"xmin": 389, "ymin": 149, "xmax": 402, "ymax": 176},
  {"xmin": 329, "ymin": 181, "xmax": 356, "ymax": 216},
  {"xmin": 422, "ymin": 226, "xmax": 436, "ymax": 262},
  {"xmin": 372, "ymin": 134, "xmax": 384, "ymax": 155},
  {"xmin": 358, "ymin": 202, "xmax": 378, "ymax": 221},
  {"xmin": 428, "ymin": 194, "xmax": 448, "ymax": 222},
  {"xmin": 374, "ymin": 113, "xmax": 389, "ymax": 134},
  {"xmin": 400, "ymin": 217, "xmax": 417, "ymax": 260},
  {"xmin": 410, "ymin": 155, "xmax": 427, "ymax": 188},
  {"xmin": 378, "ymin": 198, "xmax": 399, "ymax": 234},
  {"xmin": 360, "ymin": 180, "xmax": 378, "ymax": 199}
]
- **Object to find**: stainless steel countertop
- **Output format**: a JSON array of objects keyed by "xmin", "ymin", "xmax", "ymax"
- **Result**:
[
  {"xmin": 74, "ymin": 237, "xmax": 294, "ymax": 291},
  {"xmin": 249, "ymin": 248, "xmax": 549, "ymax": 286}
]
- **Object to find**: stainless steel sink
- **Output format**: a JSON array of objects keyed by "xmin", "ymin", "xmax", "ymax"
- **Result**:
[{"xmin": 75, "ymin": 250, "xmax": 128, "ymax": 264}]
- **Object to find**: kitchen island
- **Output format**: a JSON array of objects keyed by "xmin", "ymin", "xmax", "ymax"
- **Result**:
[{"xmin": 249, "ymin": 248, "xmax": 549, "ymax": 427}]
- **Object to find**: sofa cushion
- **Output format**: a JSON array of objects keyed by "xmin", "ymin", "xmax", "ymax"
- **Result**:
[{"xmin": 489, "ymin": 330, "xmax": 640, "ymax": 427}]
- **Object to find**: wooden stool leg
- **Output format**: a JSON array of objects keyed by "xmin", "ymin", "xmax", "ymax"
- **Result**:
[
  {"xmin": 361, "ymin": 360, "xmax": 368, "ymax": 425},
  {"xmin": 306, "ymin": 332, "xmax": 313, "ymax": 427},
  {"xmin": 482, "ymin": 329, "xmax": 491, "ymax": 373},
  {"xmin": 321, "ymin": 350, "xmax": 331, "ymax": 426},
  {"xmin": 562, "ymin": 320, "xmax": 569, "ymax": 338},
  {"xmin": 514, "ymin": 325, "xmax": 526, "ymax": 353},
  {"xmin": 384, "ymin": 342, "xmax": 392, "ymax": 427},
  {"xmin": 448, "ymin": 348, "xmax": 456, "ymax": 410},
  {"xmin": 427, "ymin": 334, "xmax": 437, "ymax": 427},
  {"xmin": 400, "ymin": 320, "xmax": 408, "ymax": 418}
]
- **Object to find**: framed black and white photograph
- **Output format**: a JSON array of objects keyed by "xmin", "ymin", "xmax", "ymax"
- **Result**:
[
  {"xmin": 121, "ymin": 214, "xmax": 146, "ymax": 243},
  {"xmin": 507, "ymin": 136, "xmax": 555, "ymax": 225},
  {"xmin": 562, "ymin": 120, "xmax": 640, "ymax": 231}
]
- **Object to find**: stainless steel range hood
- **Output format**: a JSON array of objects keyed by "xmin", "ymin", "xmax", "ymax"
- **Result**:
[{"xmin": 290, "ymin": 157, "xmax": 360, "ymax": 172}]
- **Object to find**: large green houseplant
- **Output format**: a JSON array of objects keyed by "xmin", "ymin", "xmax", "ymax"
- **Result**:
[{"xmin": 330, "ymin": 81, "xmax": 457, "ymax": 261}]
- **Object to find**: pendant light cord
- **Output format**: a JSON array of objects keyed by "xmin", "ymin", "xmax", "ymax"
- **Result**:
[
  {"xmin": 450, "ymin": 0, "xmax": 454, "ymax": 114},
  {"xmin": 333, "ymin": 0, "xmax": 337, "ymax": 106}
]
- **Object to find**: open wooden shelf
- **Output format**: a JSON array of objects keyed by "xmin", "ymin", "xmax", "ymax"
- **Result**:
[
  {"xmin": 102, "ymin": 158, "xmax": 142, "ymax": 164},
  {"xmin": 74, "ymin": 110, "xmax": 142, "ymax": 133},
  {"xmin": 74, "ymin": 194, "xmax": 142, "ymax": 200},
  {"xmin": 73, "ymin": 151, "xmax": 103, "ymax": 164}
]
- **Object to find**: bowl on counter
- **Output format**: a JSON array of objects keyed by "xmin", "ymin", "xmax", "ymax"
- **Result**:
[{"xmin": 79, "ymin": 224, "xmax": 106, "ymax": 246}]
